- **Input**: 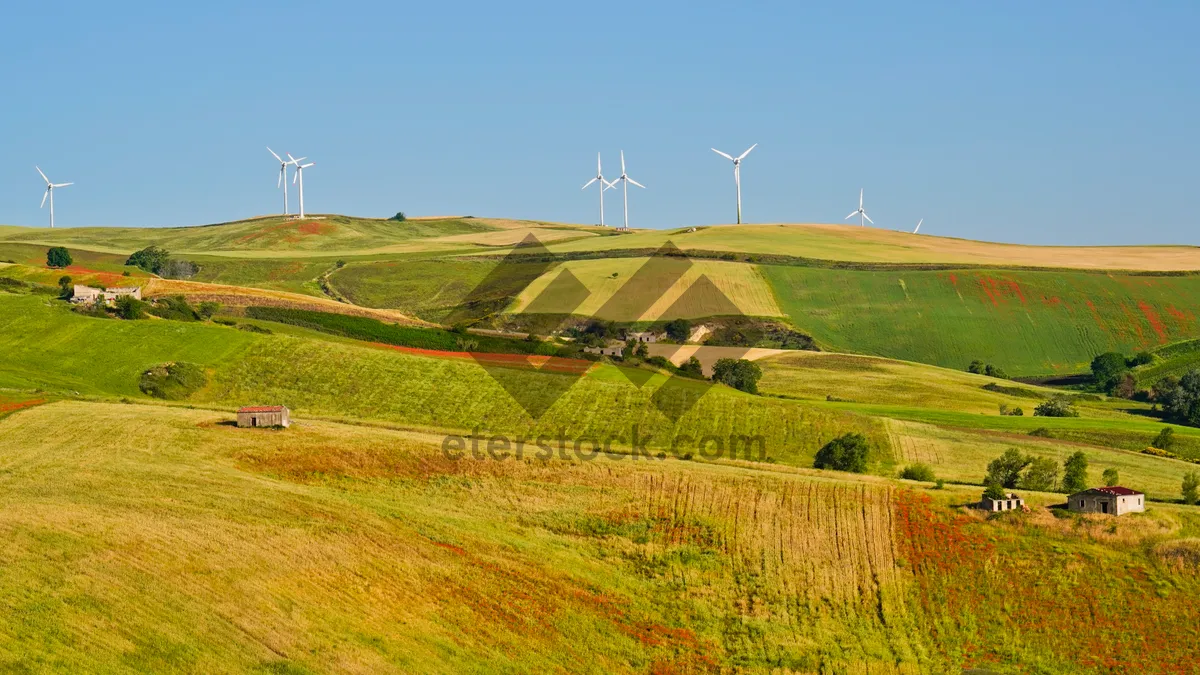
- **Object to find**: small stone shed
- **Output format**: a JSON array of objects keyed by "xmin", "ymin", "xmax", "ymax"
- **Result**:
[
  {"xmin": 982, "ymin": 492, "xmax": 1025, "ymax": 512},
  {"xmin": 1068, "ymin": 486, "xmax": 1144, "ymax": 516},
  {"xmin": 71, "ymin": 285, "xmax": 142, "ymax": 305},
  {"xmin": 627, "ymin": 331, "xmax": 661, "ymax": 344},
  {"xmin": 237, "ymin": 405, "xmax": 290, "ymax": 428},
  {"xmin": 583, "ymin": 341, "xmax": 624, "ymax": 357}
]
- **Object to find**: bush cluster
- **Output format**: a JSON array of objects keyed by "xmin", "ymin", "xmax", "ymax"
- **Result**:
[{"xmin": 139, "ymin": 362, "xmax": 207, "ymax": 400}]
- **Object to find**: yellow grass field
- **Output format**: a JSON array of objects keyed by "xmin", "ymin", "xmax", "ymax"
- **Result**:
[
  {"xmin": 510, "ymin": 257, "xmax": 783, "ymax": 319},
  {"xmin": 546, "ymin": 223, "xmax": 1200, "ymax": 271}
]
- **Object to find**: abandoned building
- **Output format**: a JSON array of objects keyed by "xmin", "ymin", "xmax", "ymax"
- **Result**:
[
  {"xmin": 1068, "ymin": 486, "xmax": 1145, "ymax": 516},
  {"xmin": 981, "ymin": 492, "xmax": 1025, "ymax": 512},
  {"xmin": 236, "ymin": 405, "xmax": 290, "ymax": 428},
  {"xmin": 583, "ymin": 341, "xmax": 625, "ymax": 357},
  {"xmin": 71, "ymin": 285, "xmax": 142, "ymax": 305}
]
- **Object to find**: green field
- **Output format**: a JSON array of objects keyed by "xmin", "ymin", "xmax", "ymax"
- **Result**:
[
  {"xmin": 762, "ymin": 265, "xmax": 1200, "ymax": 376},
  {"xmin": 328, "ymin": 259, "xmax": 501, "ymax": 320}
]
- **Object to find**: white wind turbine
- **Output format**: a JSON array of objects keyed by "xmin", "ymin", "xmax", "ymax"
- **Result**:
[
  {"xmin": 913, "ymin": 218, "xmax": 923, "ymax": 234},
  {"xmin": 36, "ymin": 167, "xmax": 73, "ymax": 228},
  {"xmin": 845, "ymin": 189, "xmax": 873, "ymax": 227},
  {"xmin": 610, "ymin": 151, "xmax": 645, "ymax": 231},
  {"xmin": 268, "ymin": 147, "xmax": 301, "ymax": 215},
  {"xmin": 711, "ymin": 144, "xmax": 756, "ymax": 224},
  {"xmin": 581, "ymin": 153, "xmax": 615, "ymax": 226},
  {"xmin": 289, "ymin": 153, "xmax": 315, "ymax": 218}
]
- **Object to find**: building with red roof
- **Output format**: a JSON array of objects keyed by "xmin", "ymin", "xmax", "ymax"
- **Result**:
[
  {"xmin": 236, "ymin": 405, "xmax": 290, "ymax": 429},
  {"xmin": 1068, "ymin": 486, "xmax": 1144, "ymax": 516}
]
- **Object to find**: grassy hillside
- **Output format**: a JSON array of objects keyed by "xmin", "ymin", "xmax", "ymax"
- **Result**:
[
  {"xmin": 762, "ymin": 265, "xmax": 1200, "ymax": 376},
  {"xmin": 2, "ymin": 400, "xmax": 1199, "ymax": 672}
]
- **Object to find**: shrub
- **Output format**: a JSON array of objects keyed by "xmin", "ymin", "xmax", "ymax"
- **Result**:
[
  {"xmin": 57, "ymin": 275, "xmax": 73, "ymax": 298},
  {"xmin": 139, "ymin": 362, "xmax": 207, "ymax": 400},
  {"xmin": 968, "ymin": 360, "xmax": 985, "ymax": 374},
  {"xmin": 813, "ymin": 433, "xmax": 870, "ymax": 473},
  {"xmin": 983, "ymin": 482, "xmax": 1008, "ymax": 500},
  {"xmin": 1034, "ymin": 395, "xmax": 1079, "ymax": 417},
  {"xmin": 1020, "ymin": 456, "xmax": 1059, "ymax": 492},
  {"xmin": 161, "ymin": 259, "xmax": 199, "ymax": 280},
  {"xmin": 985, "ymin": 449, "xmax": 1031, "ymax": 489},
  {"xmin": 678, "ymin": 356, "xmax": 704, "ymax": 379},
  {"xmin": 1160, "ymin": 370, "xmax": 1200, "ymax": 427},
  {"xmin": 391, "ymin": 212, "xmax": 407, "ymax": 222},
  {"xmin": 664, "ymin": 318, "xmax": 692, "ymax": 342},
  {"xmin": 1152, "ymin": 427, "xmax": 1175, "ymax": 451},
  {"xmin": 150, "ymin": 295, "xmax": 199, "ymax": 321},
  {"xmin": 1128, "ymin": 351, "xmax": 1154, "ymax": 367},
  {"xmin": 711, "ymin": 358, "xmax": 762, "ymax": 394},
  {"xmin": 900, "ymin": 463, "xmax": 936, "ymax": 482},
  {"xmin": 46, "ymin": 247, "xmax": 72, "ymax": 268},
  {"xmin": 1183, "ymin": 471, "xmax": 1200, "ymax": 506},
  {"xmin": 1028, "ymin": 427, "xmax": 1053, "ymax": 437},
  {"xmin": 114, "ymin": 295, "xmax": 148, "ymax": 320},
  {"xmin": 237, "ymin": 323, "xmax": 272, "ymax": 334},
  {"xmin": 1111, "ymin": 373, "xmax": 1137, "ymax": 399},
  {"xmin": 126, "ymin": 246, "xmax": 171, "ymax": 274},
  {"xmin": 1062, "ymin": 451, "xmax": 1089, "ymax": 494},
  {"xmin": 1103, "ymin": 467, "xmax": 1120, "ymax": 487},
  {"xmin": 984, "ymin": 364, "xmax": 1009, "ymax": 379}
]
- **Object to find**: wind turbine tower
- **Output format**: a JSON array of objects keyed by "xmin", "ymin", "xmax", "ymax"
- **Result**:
[
  {"xmin": 289, "ymin": 154, "xmax": 315, "ymax": 218},
  {"xmin": 36, "ymin": 167, "xmax": 73, "ymax": 229},
  {"xmin": 711, "ymin": 144, "xmax": 757, "ymax": 224},
  {"xmin": 268, "ymin": 148, "xmax": 300, "ymax": 215},
  {"xmin": 610, "ymin": 151, "xmax": 645, "ymax": 231},
  {"xmin": 581, "ymin": 153, "xmax": 615, "ymax": 226},
  {"xmin": 845, "ymin": 189, "xmax": 873, "ymax": 227}
]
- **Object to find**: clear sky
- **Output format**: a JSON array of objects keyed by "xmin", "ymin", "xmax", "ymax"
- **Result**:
[{"xmin": 1, "ymin": 1, "xmax": 1196, "ymax": 245}]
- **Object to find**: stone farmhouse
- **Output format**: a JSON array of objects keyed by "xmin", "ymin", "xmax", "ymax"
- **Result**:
[
  {"xmin": 237, "ymin": 405, "xmax": 290, "ymax": 428},
  {"xmin": 71, "ymin": 285, "xmax": 141, "ymax": 305},
  {"xmin": 1068, "ymin": 486, "xmax": 1145, "ymax": 516},
  {"xmin": 627, "ymin": 331, "xmax": 662, "ymax": 344},
  {"xmin": 982, "ymin": 491, "xmax": 1025, "ymax": 512}
]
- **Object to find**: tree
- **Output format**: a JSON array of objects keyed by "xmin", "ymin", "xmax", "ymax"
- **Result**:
[
  {"xmin": 57, "ymin": 275, "xmax": 73, "ymax": 298},
  {"xmin": 46, "ymin": 247, "xmax": 72, "ymax": 268},
  {"xmin": 1111, "ymin": 373, "xmax": 1137, "ymax": 399},
  {"xmin": 968, "ymin": 360, "xmax": 986, "ymax": 374},
  {"xmin": 1152, "ymin": 427, "xmax": 1175, "ymax": 451},
  {"xmin": 1183, "ymin": 471, "xmax": 1200, "ymax": 505},
  {"xmin": 900, "ymin": 463, "xmax": 936, "ymax": 482},
  {"xmin": 985, "ymin": 449, "xmax": 1031, "ymax": 489},
  {"xmin": 126, "ymin": 246, "xmax": 171, "ymax": 274},
  {"xmin": 678, "ymin": 356, "xmax": 704, "ymax": 379},
  {"xmin": 1091, "ymin": 352, "xmax": 1129, "ymax": 392},
  {"xmin": 1102, "ymin": 467, "xmax": 1120, "ymax": 487},
  {"xmin": 1034, "ymin": 395, "xmax": 1079, "ymax": 417},
  {"xmin": 983, "ymin": 482, "xmax": 1008, "ymax": 500},
  {"xmin": 664, "ymin": 318, "xmax": 692, "ymax": 342},
  {"xmin": 391, "ymin": 212, "xmax": 407, "ymax": 222},
  {"xmin": 1128, "ymin": 351, "xmax": 1154, "ymax": 367},
  {"xmin": 813, "ymin": 433, "xmax": 870, "ymax": 473},
  {"xmin": 1020, "ymin": 456, "xmax": 1059, "ymax": 492},
  {"xmin": 1161, "ymin": 370, "xmax": 1200, "ymax": 427},
  {"xmin": 984, "ymin": 364, "xmax": 1009, "ymax": 379},
  {"xmin": 196, "ymin": 301, "xmax": 221, "ymax": 320},
  {"xmin": 634, "ymin": 341, "xmax": 649, "ymax": 359},
  {"xmin": 711, "ymin": 358, "xmax": 763, "ymax": 394},
  {"xmin": 1062, "ymin": 451, "xmax": 1089, "ymax": 493}
]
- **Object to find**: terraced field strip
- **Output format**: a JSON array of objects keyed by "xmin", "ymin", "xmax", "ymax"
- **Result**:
[{"xmin": 512, "ymin": 257, "xmax": 783, "ymax": 319}]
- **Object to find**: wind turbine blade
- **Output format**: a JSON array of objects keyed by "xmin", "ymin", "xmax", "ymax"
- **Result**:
[
  {"xmin": 40, "ymin": 189, "xmax": 49, "ymax": 208},
  {"xmin": 914, "ymin": 219, "xmax": 923, "ymax": 234},
  {"xmin": 267, "ymin": 147, "xmax": 283, "ymax": 163},
  {"xmin": 291, "ymin": 156, "xmax": 307, "ymax": 164},
  {"xmin": 859, "ymin": 188, "xmax": 864, "ymax": 208},
  {"xmin": 53, "ymin": 183, "xmax": 73, "ymax": 188},
  {"xmin": 736, "ymin": 143, "xmax": 758, "ymax": 161},
  {"xmin": 582, "ymin": 178, "xmax": 598, "ymax": 190},
  {"xmin": 711, "ymin": 148, "xmax": 734, "ymax": 161},
  {"xmin": 845, "ymin": 211, "xmax": 858, "ymax": 220},
  {"xmin": 597, "ymin": 152, "xmax": 602, "ymax": 174},
  {"xmin": 301, "ymin": 162, "xmax": 315, "ymax": 169},
  {"xmin": 278, "ymin": 167, "xmax": 283, "ymax": 188},
  {"xmin": 863, "ymin": 213, "xmax": 874, "ymax": 225},
  {"xmin": 628, "ymin": 178, "xmax": 646, "ymax": 189},
  {"xmin": 620, "ymin": 150, "xmax": 626, "ymax": 174},
  {"xmin": 294, "ymin": 171, "xmax": 299, "ymax": 185},
  {"xmin": 36, "ymin": 166, "xmax": 50, "ymax": 184}
]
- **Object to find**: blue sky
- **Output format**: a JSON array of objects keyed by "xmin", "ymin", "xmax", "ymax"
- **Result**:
[{"xmin": 1, "ymin": 1, "xmax": 1196, "ymax": 245}]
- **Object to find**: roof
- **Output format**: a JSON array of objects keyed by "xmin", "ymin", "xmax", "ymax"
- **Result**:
[
  {"xmin": 1077, "ymin": 486, "xmax": 1143, "ymax": 497},
  {"xmin": 237, "ymin": 405, "xmax": 288, "ymax": 413}
]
